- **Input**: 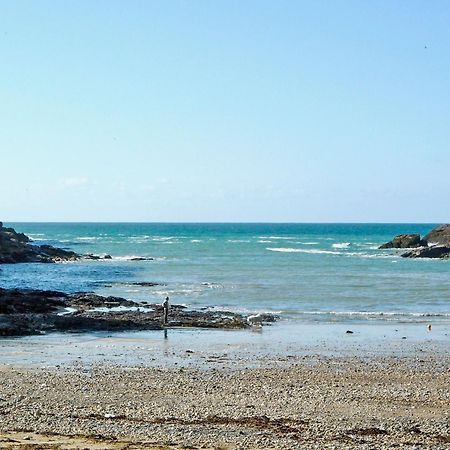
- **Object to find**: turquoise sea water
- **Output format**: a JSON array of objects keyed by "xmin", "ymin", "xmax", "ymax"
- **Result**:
[{"xmin": 2, "ymin": 223, "xmax": 450, "ymax": 324}]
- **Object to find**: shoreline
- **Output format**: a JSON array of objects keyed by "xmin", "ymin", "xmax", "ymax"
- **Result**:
[
  {"xmin": 1, "ymin": 320, "xmax": 449, "ymax": 369},
  {"xmin": 1, "ymin": 353, "xmax": 450, "ymax": 449}
]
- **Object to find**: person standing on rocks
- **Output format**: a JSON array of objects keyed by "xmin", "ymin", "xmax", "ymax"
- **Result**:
[{"xmin": 162, "ymin": 296, "xmax": 169, "ymax": 325}]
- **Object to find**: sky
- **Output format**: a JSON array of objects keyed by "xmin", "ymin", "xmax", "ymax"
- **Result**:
[{"xmin": 1, "ymin": 0, "xmax": 449, "ymax": 222}]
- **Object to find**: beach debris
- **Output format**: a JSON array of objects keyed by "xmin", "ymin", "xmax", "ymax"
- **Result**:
[
  {"xmin": 427, "ymin": 324, "xmax": 432, "ymax": 331},
  {"xmin": 346, "ymin": 330, "xmax": 354, "ymax": 334}
]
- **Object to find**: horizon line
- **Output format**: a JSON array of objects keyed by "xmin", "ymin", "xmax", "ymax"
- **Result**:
[{"xmin": 3, "ymin": 220, "xmax": 443, "ymax": 225}]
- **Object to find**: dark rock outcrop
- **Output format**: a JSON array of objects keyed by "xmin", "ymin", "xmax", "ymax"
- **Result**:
[
  {"xmin": 423, "ymin": 224, "xmax": 450, "ymax": 246},
  {"xmin": 84, "ymin": 253, "xmax": 113, "ymax": 260},
  {"xmin": 379, "ymin": 234, "xmax": 425, "ymax": 249},
  {"xmin": 380, "ymin": 224, "xmax": 450, "ymax": 259},
  {"xmin": 401, "ymin": 246, "xmax": 450, "ymax": 259},
  {"xmin": 0, "ymin": 223, "xmax": 79, "ymax": 264},
  {"xmin": 0, "ymin": 288, "xmax": 268, "ymax": 336}
]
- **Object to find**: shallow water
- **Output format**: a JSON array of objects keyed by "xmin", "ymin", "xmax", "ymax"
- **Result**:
[{"xmin": 0, "ymin": 322, "xmax": 448, "ymax": 368}]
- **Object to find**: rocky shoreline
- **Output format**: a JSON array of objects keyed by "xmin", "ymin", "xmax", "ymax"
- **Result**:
[
  {"xmin": 0, "ymin": 288, "xmax": 271, "ymax": 337},
  {"xmin": 379, "ymin": 224, "xmax": 450, "ymax": 259},
  {"xmin": 0, "ymin": 222, "xmax": 155, "ymax": 263},
  {"xmin": 0, "ymin": 222, "xmax": 80, "ymax": 263}
]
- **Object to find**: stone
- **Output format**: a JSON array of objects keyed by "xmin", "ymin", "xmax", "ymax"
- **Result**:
[
  {"xmin": 379, "ymin": 234, "xmax": 425, "ymax": 249},
  {"xmin": 0, "ymin": 288, "xmax": 259, "ymax": 336},
  {"xmin": 423, "ymin": 224, "xmax": 450, "ymax": 246},
  {"xmin": 401, "ymin": 246, "xmax": 450, "ymax": 259}
]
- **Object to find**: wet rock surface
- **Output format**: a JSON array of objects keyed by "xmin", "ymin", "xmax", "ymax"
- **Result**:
[{"xmin": 0, "ymin": 288, "xmax": 254, "ymax": 336}]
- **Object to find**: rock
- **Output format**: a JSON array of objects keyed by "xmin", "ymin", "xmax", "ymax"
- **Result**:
[
  {"xmin": 129, "ymin": 257, "xmax": 154, "ymax": 261},
  {"xmin": 0, "ymin": 288, "xmax": 259, "ymax": 336},
  {"xmin": 83, "ymin": 253, "xmax": 114, "ymax": 260},
  {"xmin": 38, "ymin": 245, "xmax": 78, "ymax": 261},
  {"xmin": 0, "ymin": 224, "xmax": 80, "ymax": 264},
  {"xmin": 423, "ymin": 224, "xmax": 450, "ymax": 246},
  {"xmin": 401, "ymin": 246, "xmax": 450, "ymax": 259},
  {"xmin": 379, "ymin": 234, "xmax": 425, "ymax": 249},
  {"xmin": 84, "ymin": 253, "xmax": 102, "ymax": 260}
]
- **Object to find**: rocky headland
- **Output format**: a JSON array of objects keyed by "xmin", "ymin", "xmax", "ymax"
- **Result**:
[
  {"xmin": 0, "ymin": 222, "xmax": 80, "ymax": 263},
  {"xmin": 379, "ymin": 224, "xmax": 450, "ymax": 259},
  {"xmin": 0, "ymin": 288, "xmax": 272, "ymax": 336},
  {"xmin": 0, "ymin": 223, "xmax": 151, "ymax": 263}
]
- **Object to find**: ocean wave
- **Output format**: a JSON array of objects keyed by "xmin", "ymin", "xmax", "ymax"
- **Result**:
[
  {"xmin": 267, "ymin": 247, "xmax": 341, "ymax": 255},
  {"xmin": 332, "ymin": 242, "xmax": 351, "ymax": 249},
  {"xmin": 190, "ymin": 239, "xmax": 203, "ymax": 243},
  {"xmin": 227, "ymin": 239, "xmax": 250, "ymax": 243},
  {"xmin": 27, "ymin": 234, "xmax": 46, "ymax": 239},
  {"xmin": 297, "ymin": 310, "xmax": 450, "ymax": 319},
  {"xmin": 200, "ymin": 282, "xmax": 225, "ymax": 289},
  {"xmin": 257, "ymin": 240, "xmax": 272, "ymax": 243},
  {"xmin": 266, "ymin": 247, "xmax": 399, "ymax": 259},
  {"xmin": 205, "ymin": 305, "xmax": 282, "ymax": 315},
  {"xmin": 111, "ymin": 255, "xmax": 164, "ymax": 261},
  {"xmin": 75, "ymin": 236, "xmax": 102, "ymax": 240}
]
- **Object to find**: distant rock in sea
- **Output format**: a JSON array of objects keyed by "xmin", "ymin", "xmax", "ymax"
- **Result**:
[
  {"xmin": 379, "ymin": 234, "xmax": 425, "ymax": 249},
  {"xmin": 380, "ymin": 224, "xmax": 450, "ymax": 259},
  {"xmin": 401, "ymin": 246, "xmax": 450, "ymax": 259},
  {"xmin": 423, "ymin": 224, "xmax": 450, "ymax": 246}
]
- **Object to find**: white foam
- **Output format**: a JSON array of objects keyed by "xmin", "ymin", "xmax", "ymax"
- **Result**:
[
  {"xmin": 111, "ymin": 255, "xmax": 163, "ymax": 261},
  {"xmin": 299, "ymin": 310, "xmax": 450, "ymax": 319},
  {"xmin": 258, "ymin": 240, "xmax": 272, "ymax": 243},
  {"xmin": 75, "ymin": 236, "xmax": 101, "ymax": 241},
  {"xmin": 267, "ymin": 247, "xmax": 341, "ymax": 255},
  {"xmin": 332, "ymin": 242, "xmax": 351, "ymax": 249},
  {"xmin": 227, "ymin": 239, "xmax": 250, "ymax": 243},
  {"xmin": 190, "ymin": 239, "xmax": 202, "ymax": 243}
]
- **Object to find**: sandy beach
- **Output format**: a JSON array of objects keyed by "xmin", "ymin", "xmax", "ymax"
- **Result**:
[{"xmin": 1, "ymin": 351, "xmax": 450, "ymax": 449}]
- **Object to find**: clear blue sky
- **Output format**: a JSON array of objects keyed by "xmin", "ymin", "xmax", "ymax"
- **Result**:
[{"xmin": 1, "ymin": 0, "xmax": 449, "ymax": 222}]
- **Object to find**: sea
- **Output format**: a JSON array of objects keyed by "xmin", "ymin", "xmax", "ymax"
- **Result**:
[{"xmin": 2, "ymin": 222, "xmax": 450, "ymax": 324}]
